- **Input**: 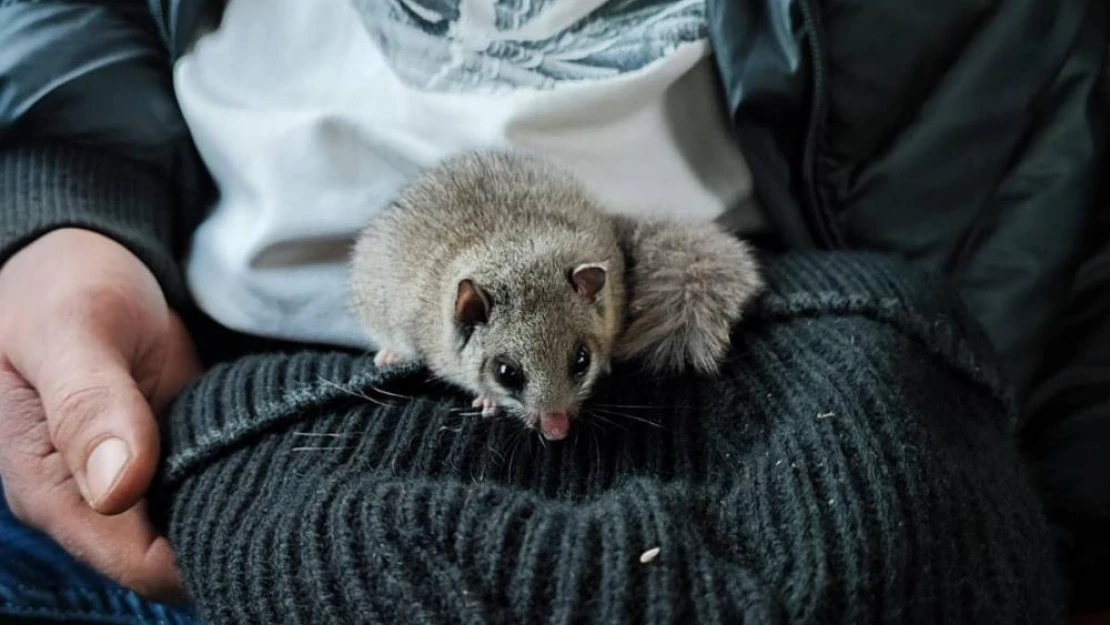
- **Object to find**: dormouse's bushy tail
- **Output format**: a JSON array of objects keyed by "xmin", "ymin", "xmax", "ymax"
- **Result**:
[{"xmin": 613, "ymin": 216, "xmax": 764, "ymax": 375}]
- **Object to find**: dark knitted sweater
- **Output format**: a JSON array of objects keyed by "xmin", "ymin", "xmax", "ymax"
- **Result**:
[{"xmin": 152, "ymin": 252, "xmax": 1064, "ymax": 625}]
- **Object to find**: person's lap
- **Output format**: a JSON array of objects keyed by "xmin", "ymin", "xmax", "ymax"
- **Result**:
[{"xmin": 0, "ymin": 252, "xmax": 1065, "ymax": 624}]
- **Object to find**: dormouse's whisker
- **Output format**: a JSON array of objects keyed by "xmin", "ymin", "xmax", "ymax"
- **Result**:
[
  {"xmin": 316, "ymin": 376, "xmax": 393, "ymax": 408},
  {"xmin": 367, "ymin": 384, "xmax": 413, "ymax": 400},
  {"xmin": 584, "ymin": 410, "xmax": 629, "ymax": 432},
  {"xmin": 591, "ymin": 427, "xmax": 601, "ymax": 469},
  {"xmin": 590, "ymin": 407, "xmax": 665, "ymax": 429},
  {"xmin": 593, "ymin": 403, "xmax": 676, "ymax": 411},
  {"xmin": 506, "ymin": 427, "xmax": 530, "ymax": 477}
]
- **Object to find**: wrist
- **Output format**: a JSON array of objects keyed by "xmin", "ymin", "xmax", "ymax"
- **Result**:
[{"xmin": 0, "ymin": 141, "xmax": 189, "ymax": 310}]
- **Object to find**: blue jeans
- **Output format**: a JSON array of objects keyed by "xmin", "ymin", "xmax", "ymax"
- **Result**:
[{"xmin": 0, "ymin": 484, "xmax": 201, "ymax": 624}]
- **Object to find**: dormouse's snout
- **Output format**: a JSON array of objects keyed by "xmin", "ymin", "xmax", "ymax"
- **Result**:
[
  {"xmin": 538, "ymin": 410, "xmax": 571, "ymax": 441},
  {"xmin": 509, "ymin": 352, "xmax": 597, "ymax": 441},
  {"xmin": 516, "ymin": 344, "xmax": 597, "ymax": 440}
]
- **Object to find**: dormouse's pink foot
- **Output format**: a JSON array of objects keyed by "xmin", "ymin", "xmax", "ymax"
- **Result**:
[
  {"xmin": 471, "ymin": 396, "xmax": 499, "ymax": 418},
  {"xmin": 374, "ymin": 350, "xmax": 407, "ymax": 368}
]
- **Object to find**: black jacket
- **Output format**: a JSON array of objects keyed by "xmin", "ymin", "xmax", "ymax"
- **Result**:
[{"xmin": 0, "ymin": 0, "xmax": 1107, "ymax": 610}]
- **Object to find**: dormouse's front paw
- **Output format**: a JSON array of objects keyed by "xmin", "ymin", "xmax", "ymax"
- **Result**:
[
  {"xmin": 472, "ymin": 396, "xmax": 499, "ymax": 418},
  {"xmin": 374, "ymin": 350, "xmax": 409, "ymax": 368}
]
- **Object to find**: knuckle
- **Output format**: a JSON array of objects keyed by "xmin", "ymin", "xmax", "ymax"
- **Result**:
[
  {"xmin": 18, "ymin": 475, "xmax": 91, "ymax": 550},
  {"xmin": 82, "ymin": 284, "xmax": 134, "ymax": 316},
  {"xmin": 2, "ymin": 476, "xmax": 64, "ymax": 532},
  {"xmin": 60, "ymin": 285, "xmax": 138, "ymax": 333},
  {"xmin": 0, "ymin": 379, "xmax": 45, "ymax": 437},
  {"xmin": 47, "ymin": 383, "xmax": 118, "ymax": 449},
  {"xmin": 0, "ymin": 403, "xmax": 52, "ymax": 460}
]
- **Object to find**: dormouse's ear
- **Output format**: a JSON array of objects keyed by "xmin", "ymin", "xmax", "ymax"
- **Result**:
[
  {"xmin": 455, "ymin": 279, "xmax": 491, "ymax": 326},
  {"xmin": 569, "ymin": 262, "xmax": 608, "ymax": 302}
]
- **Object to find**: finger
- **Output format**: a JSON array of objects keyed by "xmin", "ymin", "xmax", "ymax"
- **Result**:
[
  {"xmin": 14, "ymin": 328, "xmax": 160, "ymax": 515},
  {"xmin": 45, "ymin": 498, "xmax": 185, "ymax": 602},
  {"xmin": 149, "ymin": 311, "xmax": 204, "ymax": 414},
  {"xmin": 0, "ymin": 365, "xmax": 182, "ymax": 600},
  {"xmin": 6, "ymin": 477, "xmax": 183, "ymax": 600}
]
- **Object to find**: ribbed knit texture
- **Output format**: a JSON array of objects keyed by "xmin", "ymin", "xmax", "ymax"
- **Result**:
[
  {"xmin": 0, "ymin": 140, "xmax": 186, "ymax": 306},
  {"xmin": 153, "ymin": 252, "xmax": 1064, "ymax": 625}
]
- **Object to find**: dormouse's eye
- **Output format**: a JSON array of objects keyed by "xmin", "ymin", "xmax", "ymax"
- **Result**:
[
  {"xmin": 494, "ymin": 359, "xmax": 525, "ymax": 392},
  {"xmin": 570, "ymin": 343, "xmax": 591, "ymax": 380}
]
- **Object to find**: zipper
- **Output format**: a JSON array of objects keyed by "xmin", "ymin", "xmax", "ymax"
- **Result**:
[{"xmin": 796, "ymin": 0, "xmax": 844, "ymax": 249}]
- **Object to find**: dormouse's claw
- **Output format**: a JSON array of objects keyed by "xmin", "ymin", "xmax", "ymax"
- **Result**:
[{"xmin": 472, "ymin": 396, "xmax": 498, "ymax": 418}]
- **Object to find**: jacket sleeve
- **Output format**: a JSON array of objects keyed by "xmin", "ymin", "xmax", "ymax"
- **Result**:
[
  {"xmin": 1021, "ymin": 25, "xmax": 1110, "ymax": 608},
  {"xmin": 1024, "ymin": 171, "xmax": 1110, "ymax": 610},
  {"xmin": 0, "ymin": 1, "xmax": 205, "ymax": 309}
]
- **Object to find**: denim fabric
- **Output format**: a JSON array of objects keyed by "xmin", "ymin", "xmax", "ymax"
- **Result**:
[{"xmin": 0, "ymin": 484, "xmax": 202, "ymax": 625}]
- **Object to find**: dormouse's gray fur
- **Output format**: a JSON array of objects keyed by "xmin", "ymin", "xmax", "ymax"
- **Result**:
[
  {"xmin": 350, "ymin": 151, "xmax": 625, "ymax": 441},
  {"xmin": 612, "ymin": 215, "xmax": 765, "ymax": 375}
]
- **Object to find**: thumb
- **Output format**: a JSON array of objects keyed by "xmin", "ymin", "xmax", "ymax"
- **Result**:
[{"xmin": 23, "ymin": 335, "xmax": 160, "ymax": 516}]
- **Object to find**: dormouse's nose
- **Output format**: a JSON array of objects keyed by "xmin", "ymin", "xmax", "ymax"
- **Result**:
[{"xmin": 539, "ymin": 410, "xmax": 570, "ymax": 441}]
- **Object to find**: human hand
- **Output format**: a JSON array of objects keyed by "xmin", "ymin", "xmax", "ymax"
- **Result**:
[{"xmin": 0, "ymin": 228, "xmax": 201, "ymax": 599}]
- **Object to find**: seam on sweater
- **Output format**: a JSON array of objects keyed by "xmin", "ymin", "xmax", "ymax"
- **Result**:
[{"xmin": 160, "ymin": 360, "xmax": 426, "ymax": 484}]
